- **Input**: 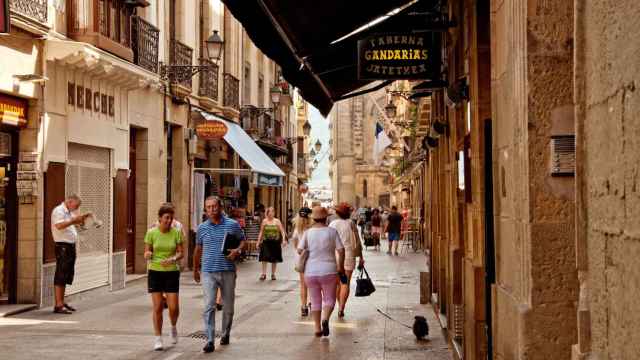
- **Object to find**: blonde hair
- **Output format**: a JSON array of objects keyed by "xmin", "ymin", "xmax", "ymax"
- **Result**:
[
  {"xmin": 293, "ymin": 215, "xmax": 311, "ymax": 234},
  {"xmin": 265, "ymin": 207, "xmax": 275, "ymax": 217}
]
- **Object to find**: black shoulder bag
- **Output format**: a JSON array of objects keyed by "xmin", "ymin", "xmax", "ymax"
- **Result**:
[{"xmin": 355, "ymin": 266, "xmax": 376, "ymax": 297}]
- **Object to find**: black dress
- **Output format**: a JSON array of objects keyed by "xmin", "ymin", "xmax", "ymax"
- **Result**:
[{"xmin": 259, "ymin": 224, "xmax": 283, "ymax": 263}]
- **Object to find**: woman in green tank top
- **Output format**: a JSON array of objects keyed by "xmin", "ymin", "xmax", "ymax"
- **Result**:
[{"xmin": 257, "ymin": 207, "xmax": 288, "ymax": 281}]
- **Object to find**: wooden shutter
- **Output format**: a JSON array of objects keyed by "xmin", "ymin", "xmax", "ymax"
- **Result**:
[
  {"xmin": 43, "ymin": 162, "xmax": 66, "ymax": 263},
  {"xmin": 113, "ymin": 169, "xmax": 128, "ymax": 252}
]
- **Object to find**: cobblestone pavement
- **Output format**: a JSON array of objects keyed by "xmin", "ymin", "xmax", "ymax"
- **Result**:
[{"xmin": 0, "ymin": 243, "xmax": 452, "ymax": 360}]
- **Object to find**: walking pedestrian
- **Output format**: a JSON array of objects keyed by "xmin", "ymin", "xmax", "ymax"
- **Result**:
[
  {"xmin": 51, "ymin": 194, "xmax": 91, "ymax": 314},
  {"xmin": 297, "ymin": 206, "xmax": 345, "ymax": 337},
  {"xmin": 144, "ymin": 204, "xmax": 184, "ymax": 351},
  {"xmin": 384, "ymin": 206, "xmax": 403, "ymax": 256},
  {"xmin": 290, "ymin": 206, "xmax": 312, "ymax": 316},
  {"xmin": 371, "ymin": 208, "xmax": 382, "ymax": 251},
  {"xmin": 329, "ymin": 203, "xmax": 364, "ymax": 318},
  {"xmin": 193, "ymin": 196, "xmax": 245, "ymax": 353},
  {"xmin": 257, "ymin": 207, "xmax": 288, "ymax": 281}
]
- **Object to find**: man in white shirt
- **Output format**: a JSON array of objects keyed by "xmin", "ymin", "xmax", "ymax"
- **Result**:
[{"xmin": 51, "ymin": 194, "xmax": 89, "ymax": 314}]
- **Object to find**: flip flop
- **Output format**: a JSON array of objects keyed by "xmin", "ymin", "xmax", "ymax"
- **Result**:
[
  {"xmin": 259, "ymin": 274, "xmax": 266, "ymax": 281},
  {"xmin": 53, "ymin": 307, "xmax": 72, "ymax": 314},
  {"xmin": 63, "ymin": 303, "xmax": 76, "ymax": 312}
]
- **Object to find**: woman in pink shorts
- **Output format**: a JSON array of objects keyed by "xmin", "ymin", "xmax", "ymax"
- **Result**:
[{"xmin": 297, "ymin": 206, "xmax": 345, "ymax": 337}]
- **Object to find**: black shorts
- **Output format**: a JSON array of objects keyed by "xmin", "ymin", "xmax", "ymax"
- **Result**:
[
  {"xmin": 148, "ymin": 270, "xmax": 180, "ymax": 293},
  {"xmin": 54, "ymin": 243, "xmax": 77, "ymax": 286}
]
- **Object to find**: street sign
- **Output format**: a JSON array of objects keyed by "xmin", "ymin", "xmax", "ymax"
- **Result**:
[
  {"xmin": 196, "ymin": 121, "xmax": 228, "ymax": 140},
  {"xmin": 0, "ymin": 0, "xmax": 10, "ymax": 34},
  {"xmin": 357, "ymin": 32, "xmax": 441, "ymax": 80}
]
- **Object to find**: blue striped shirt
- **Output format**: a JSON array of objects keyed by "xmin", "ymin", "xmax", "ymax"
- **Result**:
[{"xmin": 196, "ymin": 216, "xmax": 245, "ymax": 273}]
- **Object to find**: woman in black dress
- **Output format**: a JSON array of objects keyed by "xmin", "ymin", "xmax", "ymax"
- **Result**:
[{"xmin": 257, "ymin": 207, "xmax": 288, "ymax": 280}]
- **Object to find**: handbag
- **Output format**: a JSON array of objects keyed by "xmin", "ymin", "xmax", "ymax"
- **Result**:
[
  {"xmin": 351, "ymin": 222, "xmax": 363, "ymax": 258},
  {"xmin": 294, "ymin": 233, "xmax": 309, "ymax": 273},
  {"xmin": 355, "ymin": 267, "xmax": 376, "ymax": 297}
]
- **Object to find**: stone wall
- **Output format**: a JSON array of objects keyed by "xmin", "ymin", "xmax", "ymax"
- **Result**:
[
  {"xmin": 576, "ymin": 1, "xmax": 640, "ymax": 358},
  {"xmin": 491, "ymin": 0, "xmax": 578, "ymax": 358}
]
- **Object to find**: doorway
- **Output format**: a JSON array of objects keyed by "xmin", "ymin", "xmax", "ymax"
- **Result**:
[
  {"xmin": 126, "ymin": 128, "xmax": 137, "ymax": 274},
  {"xmin": 0, "ymin": 130, "xmax": 17, "ymax": 304}
]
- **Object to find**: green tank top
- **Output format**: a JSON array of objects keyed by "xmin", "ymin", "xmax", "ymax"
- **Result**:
[{"xmin": 263, "ymin": 224, "xmax": 281, "ymax": 241}]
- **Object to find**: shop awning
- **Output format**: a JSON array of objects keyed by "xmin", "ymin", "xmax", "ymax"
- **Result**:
[
  {"xmin": 197, "ymin": 110, "xmax": 285, "ymax": 178},
  {"xmin": 222, "ymin": 0, "xmax": 439, "ymax": 116}
]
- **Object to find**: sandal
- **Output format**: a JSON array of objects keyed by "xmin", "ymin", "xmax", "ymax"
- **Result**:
[
  {"xmin": 63, "ymin": 303, "xmax": 76, "ymax": 312},
  {"xmin": 321, "ymin": 320, "xmax": 330, "ymax": 337},
  {"xmin": 301, "ymin": 306, "xmax": 309, "ymax": 317},
  {"xmin": 271, "ymin": 274, "xmax": 276, "ymax": 281},
  {"xmin": 338, "ymin": 310, "xmax": 345, "ymax": 318},
  {"xmin": 259, "ymin": 274, "xmax": 266, "ymax": 281},
  {"xmin": 53, "ymin": 306, "xmax": 72, "ymax": 314},
  {"xmin": 314, "ymin": 331, "xmax": 323, "ymax": 338}
]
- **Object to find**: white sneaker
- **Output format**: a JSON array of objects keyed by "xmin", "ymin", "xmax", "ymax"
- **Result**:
[
  {"xmin": 153, "ymin": 337, "xmax": 163, "ymax": 351},
  {"xmin": 171, "ymin": 327, "xmax": 178, "ymax": 345}
]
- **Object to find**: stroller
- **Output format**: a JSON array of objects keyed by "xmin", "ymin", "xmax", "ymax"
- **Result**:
[{"xmin": 362, "ymin": 221, "xmax": 380, "ymax": 249}]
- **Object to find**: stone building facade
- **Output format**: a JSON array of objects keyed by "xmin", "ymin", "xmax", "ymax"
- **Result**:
[
  {"xmin": 329, "ymin": 89, "xmax": 400, "ymax": 208},
  {"xmin": 1, "ymin": 0, "xmax": 303, "ymax": 307}
]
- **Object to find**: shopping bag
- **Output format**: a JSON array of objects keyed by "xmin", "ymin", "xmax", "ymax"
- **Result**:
[{"xmin": 355, "ymin": 267, "xmax": 376, "ymax": 297}]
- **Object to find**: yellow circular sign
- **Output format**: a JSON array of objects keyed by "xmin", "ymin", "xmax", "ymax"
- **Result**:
[{"xmin": 196, "ymin": 121, "xmax": 228, "ymax": 140}]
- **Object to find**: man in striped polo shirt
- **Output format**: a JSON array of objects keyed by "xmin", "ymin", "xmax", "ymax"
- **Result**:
[{"xmin": 194, "ymin": 196, "xmax": 245, "ymax": 353}]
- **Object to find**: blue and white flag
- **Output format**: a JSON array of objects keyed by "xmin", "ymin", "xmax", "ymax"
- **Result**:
[{"xmin": 373, "ymin": 122, "xmax": 392, "ymax": 166}]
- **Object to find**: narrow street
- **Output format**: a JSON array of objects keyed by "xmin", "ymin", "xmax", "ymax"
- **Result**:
[{"xmin": 0, "ymin": 244, "xmax": 451, "ymax": 360}]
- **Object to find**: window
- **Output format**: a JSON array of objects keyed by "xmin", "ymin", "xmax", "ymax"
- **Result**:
[
  {"xmin": 258, "ymin": 74, "xmax": 264, "ymax": 107},
  {"xmin": 243, "ymin": 62, "xmax": 251, "ymax": 105},
  {"xmin": 363, "ymin": 179, "xmax": 368, "ymax": 198}
]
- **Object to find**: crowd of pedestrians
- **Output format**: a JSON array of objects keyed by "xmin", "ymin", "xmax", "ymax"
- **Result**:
[{"xmin": 50, "ymin": 193, "xmax": 412, "ymax": 353}]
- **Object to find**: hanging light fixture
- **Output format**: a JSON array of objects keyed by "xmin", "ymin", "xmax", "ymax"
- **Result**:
[
  {"xmin": 309, "ymin": 148, "xmax": 316, "ymax": 157},
  {"xmin": 385, "ymin": 102, "xmax": 397, "ymax": 118},
  {"xmin": 302, "ymin": 121, "xmax": 312, "ymax": 136},
  {"xmin": 313, "ymin": 159, "xmax": 319, "ymax": 167},
  {"xmin": 314, "ymin": 140, "xmax": 322, "ymax": 152},
  {"xmin": 205, "ymin": 30, "xmax": 224, "ymax": 63},
  {"xmin": 270, "ymin": 85, "xmax": 282, "ymax": 105}
]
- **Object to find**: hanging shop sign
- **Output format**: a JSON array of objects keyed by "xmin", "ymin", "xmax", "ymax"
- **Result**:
[
  {"xmin": 0, "ymin": 0, "xmax": 9, "ymax": 34},
  {"xmin": 0, "ymin": 93, "xmax": 27, "ymax": 127},
  {"xmin": 255, "ymin": 173, "xmax": 283, "ymax": 187},
  {"xmin": 357, "ymin": 32, "xmax": 441, "ymax": 80},
  {"xmin": 196, "ymin": 121, "xmax": 228, "ymax": 140}
]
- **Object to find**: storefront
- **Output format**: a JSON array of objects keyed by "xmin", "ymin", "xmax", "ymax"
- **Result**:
[{"xmin": 0, "ymin": 93, "xmax": 27, "ymax": 304}]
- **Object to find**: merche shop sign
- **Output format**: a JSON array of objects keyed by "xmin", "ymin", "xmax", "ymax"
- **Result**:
[
  {"xmin": 357, "ymin": 32, "xmax": 441, "ymax": 80},
  {"xmin": 196, "ymin": 121, "xmax": 228, "ymax": 140}
]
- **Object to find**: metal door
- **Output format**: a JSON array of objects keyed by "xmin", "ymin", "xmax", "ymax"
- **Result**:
[{"xmin": 66, "ymin": 144, "xmax": 112, "ymax": 294}]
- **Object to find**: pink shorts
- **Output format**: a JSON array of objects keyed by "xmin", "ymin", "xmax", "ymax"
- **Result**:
[{"xmin": 304, "ymin": 274, "xmax": 338, "ymax": 311}]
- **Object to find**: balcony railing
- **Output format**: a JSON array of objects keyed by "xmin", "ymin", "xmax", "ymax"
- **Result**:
[
  {"xmin": 198, "ymin": 59, "xmax": 219, "ymax": 100},
  {"xmin": 131, "ymin": 16, "xmax": 159, "ymax": 73},
  {"xmin": 223, "ymin": 73, "xmax": 240, "ymax": 111},
  {"xmin": 10, "ymin": 0, "xmax": 48, "ymax": 24},
  {"xmin": 170, "ymin": 39, "xmax": 194, "ymax": 89}
]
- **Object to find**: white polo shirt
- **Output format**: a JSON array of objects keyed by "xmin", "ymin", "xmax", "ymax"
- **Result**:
[{"xmin": 51, "ymin": 203, "xmax": 78, "ymax": 244}]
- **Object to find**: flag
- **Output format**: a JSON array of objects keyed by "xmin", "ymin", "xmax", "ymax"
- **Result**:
[{"xmin": 373, "ymin": 122, "xmax": 392, "ymax": 166}]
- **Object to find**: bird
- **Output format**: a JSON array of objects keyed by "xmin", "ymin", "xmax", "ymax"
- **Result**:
[{"xmin": 412, "ymin": 315, "xmax": 429, "ymax": 340}]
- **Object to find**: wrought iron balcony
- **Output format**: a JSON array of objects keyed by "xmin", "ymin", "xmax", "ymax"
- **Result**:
[
  {"xmin": 198, "ymin": 59, "xmax": 219, "ymax": 100},
  {"xmin": 10, "ymin": 0, "xmax": 48, "ymax": 24},
  {"xmin": 131, "ymin": 16, "xmax": 159, "ymax": 73},
  {"xmin": 223, "ymin": 73, "xmax": 240, "ymax": 111},
  {"xmin": 169, "ymin": 39, "xmax": 194, "ymax": 89}
]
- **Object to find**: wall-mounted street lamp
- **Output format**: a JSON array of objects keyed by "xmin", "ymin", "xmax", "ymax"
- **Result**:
[
  {"xmin": 270, "ymin": 85, "xmax": 282, "ymax": 104},
  {"xmin": 314, "ymin": 140, "xmax": 322, "ymax": 153},
  {"xmin": 313, "ymin": 159, "xmax": 319, "ymax": 167},
  {"xmin": 309, "ymin": 148, "xmax": 317, "ymax": 157},
  {"xmin": 302, "ymin": 121, "xmax": 312, "ymax": 136},
  {"xmin": 160, "ymin": 30, "xmax": 224, "ymax": 83}
]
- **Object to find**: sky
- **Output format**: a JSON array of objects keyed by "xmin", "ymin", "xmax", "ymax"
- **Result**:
[{"xmin": 308, "ymin": 106, "xmax": 331, "ymax": 188}]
